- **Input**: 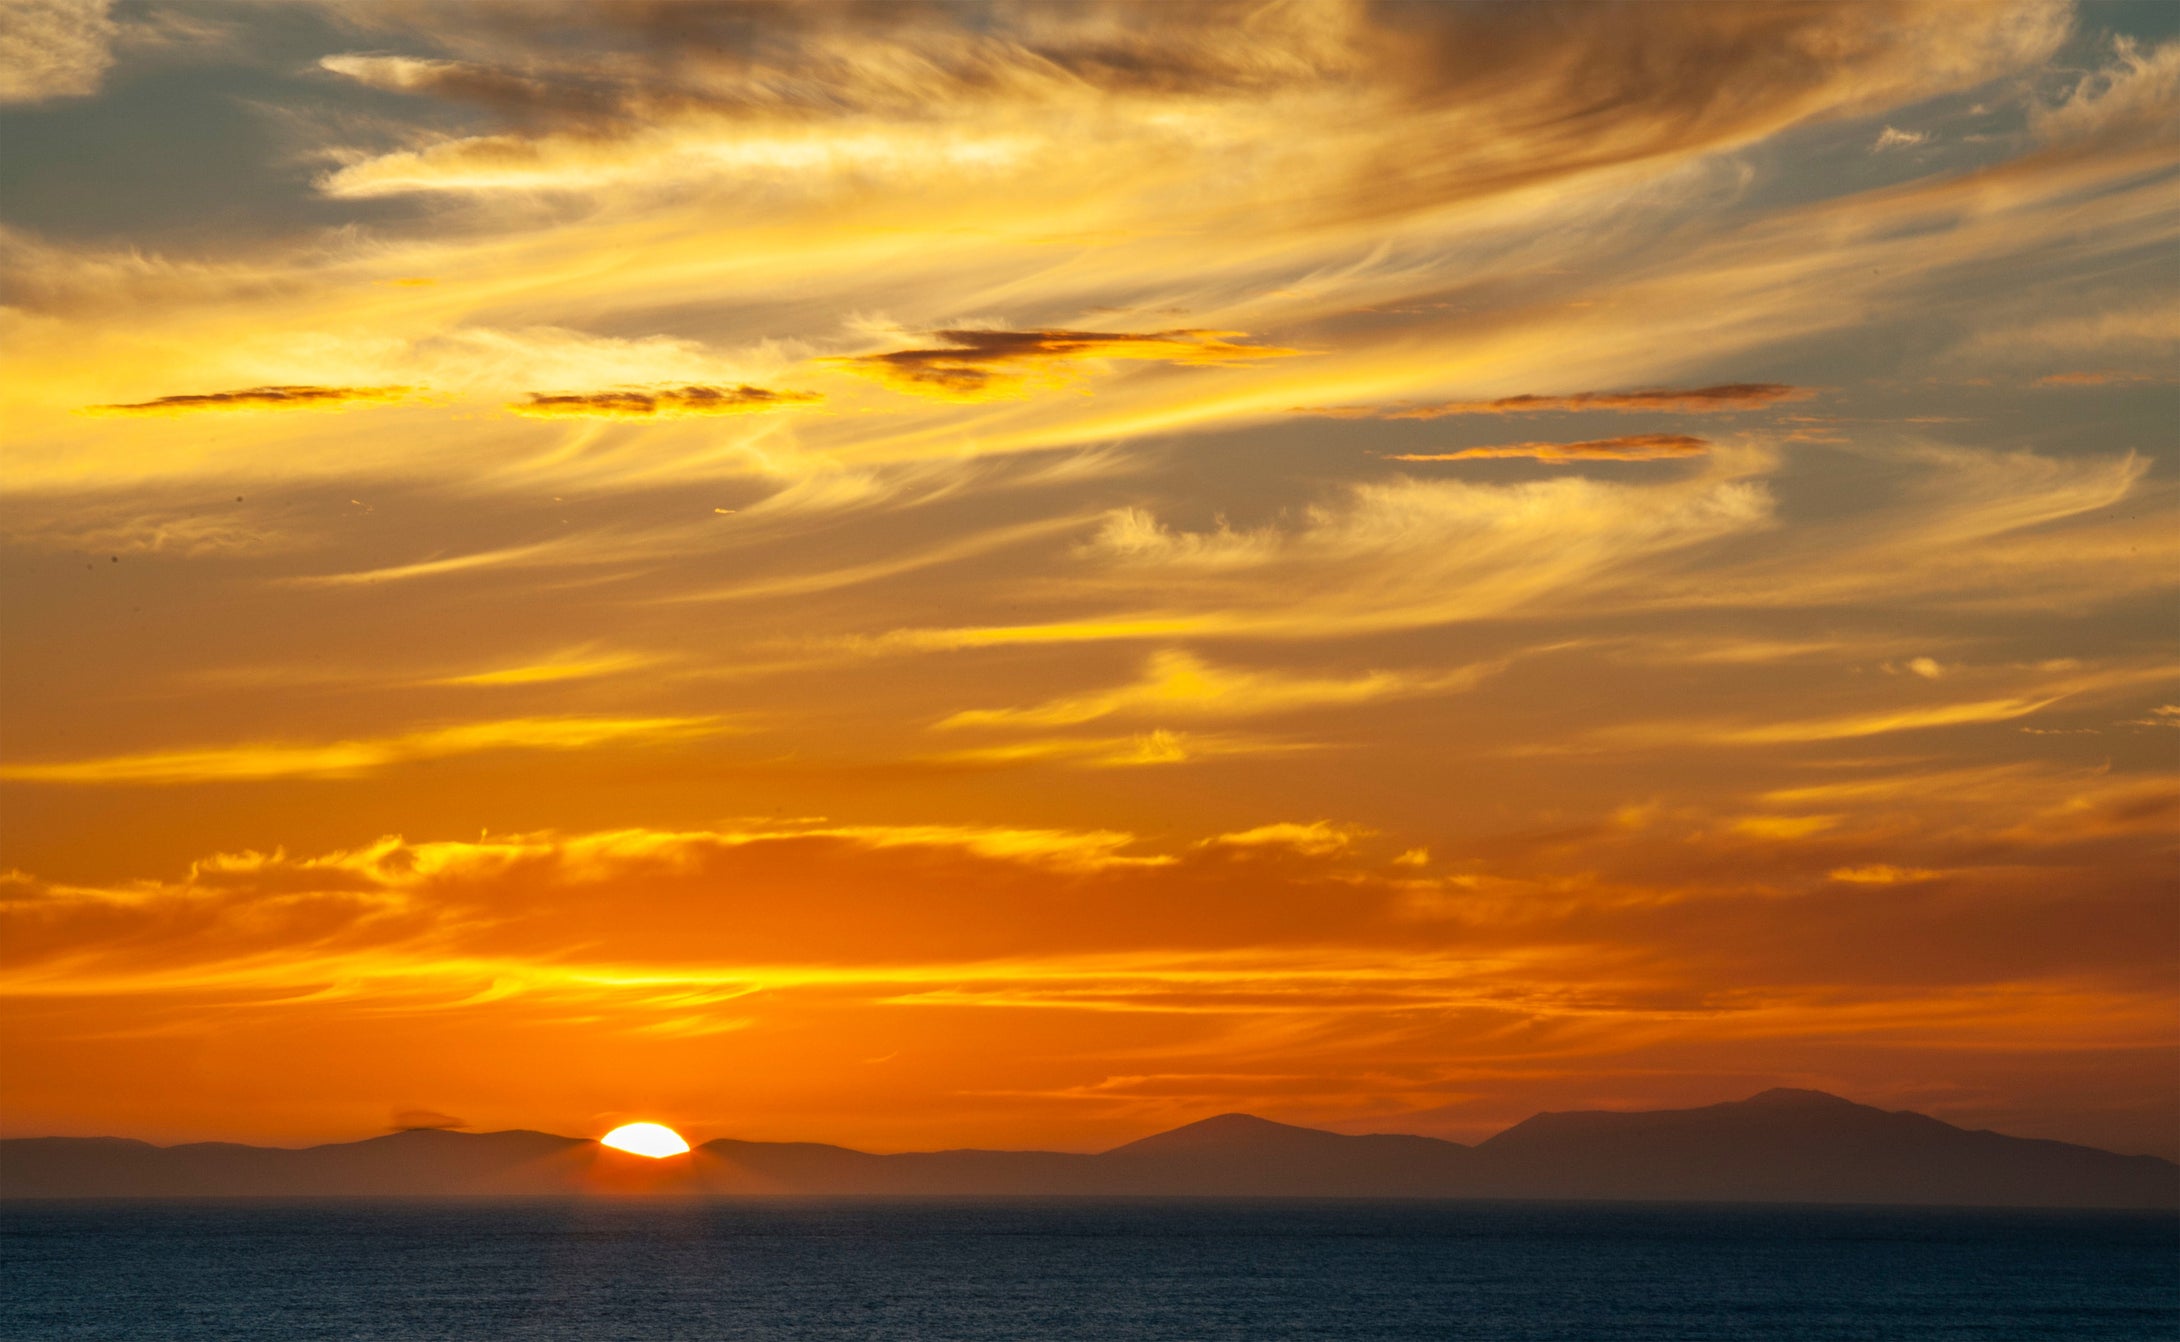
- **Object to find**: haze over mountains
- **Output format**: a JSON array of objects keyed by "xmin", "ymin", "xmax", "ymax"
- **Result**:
[{"xmin": 4, "ymin": 1090, "xmax": 2173, "ymax": 1209}]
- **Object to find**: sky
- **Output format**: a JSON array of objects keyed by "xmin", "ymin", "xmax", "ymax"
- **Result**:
[{"xmin": 0, "ymin": 0, "xmax": 2175, "ymax": 1160}]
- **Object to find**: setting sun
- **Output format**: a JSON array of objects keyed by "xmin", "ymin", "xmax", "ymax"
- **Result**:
[{"xmin": 599, "ymin": 1123, "xmax": 690, "ymax": 1159}]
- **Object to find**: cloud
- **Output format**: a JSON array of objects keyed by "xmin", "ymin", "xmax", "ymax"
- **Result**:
[
  {"xmin": 83, "ymin": 385, "xmax": 419, "ymax": 415},
  {"xmin": 0, "ymin": 0, "xmax": 115, "ymax": 104},
  {"xmin": 390, "ymin": 1109, "xmax": 468, "ymax": 1131},
  {"xmin": 279, "ymin": 542, "xmax": 567, "ymax": 589},
  {"xmin": 1, "ymin": 503, "xmax": 295, "ymax": 558},
  {"xmin": 833, "ymin": 329, "xmax": 1299, "ymax": 401},
  {"xmin": 1872, "ymin": 126, "xmax": 1930, "ymax": 151},
  {"xmin": 304, "ymin": 1, "xmax": 2069, "ymax": 223},
  {"xmin": 1199, "ymin": 821, "xmax": 1364, "ymax": 858},
  {"xmin": 0, "ymin": 715, "xmax": 725, "ymax": 785},
  {"xmin": 1390, "ymin": 434, "xmax": 1712, "ymax": 464},
  {"xmin": 7, "ymin": 767, "xmax": 2174, "ymax": 1152},
  {"xmin": 938, "ymin": 650, "xmax": 1498, "ymax": 730},
  {"xmin": 923, "ymin": 729, "xmax": 1314, "ymax": 770},
  {"xmin": 2031, "ymin": 35, "xmax": 2180, "ymax": 146},
  {"xmin": 1688, "ymin": 695, "xmax": 2065, "ymax": 746},
  {"xmin": 1830, "ymin": 865, "xmax": 1940, "ymax": 885},
  {"xmin": 427, "ymin": 648, "xmax": 659, "ymax": 688},
  {"xmin": 1298, "ymin": 384, "xmax": 1810, "ymax": 420},
  {"xmin": 1970, "ymin": 296, "xmax": 2180, "ymax": 359},
  {"xmin": 509, "ymin": 384, "xmax": 821, "ymax": 418},
  {"xmin": 2032, "ymin": 371, "xmax": 2173, "ymax": 387},
  {"xmin": 668, "ymin": 513, "xmax": 1093, "ymax": 603},
  {"xmin": 1080, "ymin": 508, "xmax": 1282, "ymax": 570},
  {"xmin": 884, "ymin": 468, "xmax": 1771, "ymax": 647},
  {"xmin": 0, "ymin": 820, "xmax": 1183, "ymax": 984}
]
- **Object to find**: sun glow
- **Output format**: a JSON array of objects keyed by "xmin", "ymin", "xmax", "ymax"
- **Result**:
[{"xmin": 599, "ymin": 1122, "xmax": 690, "ymax": 1158}]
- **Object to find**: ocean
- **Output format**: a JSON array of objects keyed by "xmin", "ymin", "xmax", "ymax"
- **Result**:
[{"xmin": 3, "ymin": 1199, "xmax": 2174, "ymax": 1340}]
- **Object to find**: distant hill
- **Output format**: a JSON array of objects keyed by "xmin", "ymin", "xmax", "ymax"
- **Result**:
[{"xmin": 4, "ymin": 1090, "xmax": 2173, "ymax": 1208}]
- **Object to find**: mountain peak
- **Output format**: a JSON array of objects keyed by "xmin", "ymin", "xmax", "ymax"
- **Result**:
[
  {"xmin": 1103, "ymin": 1112, "xmax": 1339, "ymax": 1156},
  {"xmin": 1737, "ymin": 1087, "xmax": 1860, "ymax": 1109}
]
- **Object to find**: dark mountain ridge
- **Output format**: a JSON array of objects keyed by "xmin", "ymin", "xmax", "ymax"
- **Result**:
[{"xmin": 5, "ymin": 1089, "xmax": 2173, "ymax": 1208}]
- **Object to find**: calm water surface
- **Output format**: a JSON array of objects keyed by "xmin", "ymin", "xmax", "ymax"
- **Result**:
[{"xmin": 4, "ymin": 1199, "xmax": 2174, "ymax": 1341}]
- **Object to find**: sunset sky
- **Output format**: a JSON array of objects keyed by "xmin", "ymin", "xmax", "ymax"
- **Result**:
[{"xmin": 2, "ymin": 0, "xmax": 2175, "ymax": 1161}]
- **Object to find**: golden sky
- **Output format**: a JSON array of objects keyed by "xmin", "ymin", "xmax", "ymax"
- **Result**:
[{"xmin": 2, "ymin": 0, "xmax": 2176, "ymax": 1159}]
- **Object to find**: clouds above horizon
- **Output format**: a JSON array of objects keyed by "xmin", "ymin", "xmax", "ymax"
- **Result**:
[{"xmin": 0, "ymin": 0, "xmax": 2174, "ymax": 1157}]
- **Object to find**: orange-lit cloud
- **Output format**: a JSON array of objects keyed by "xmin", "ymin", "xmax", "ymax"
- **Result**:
[
  {"xmin": 83, "ymin": 384, "xmax": 419, "ymax": 415},
  {"xmin": 4, "ymin": 769, "xmax": 2172, "ymax": 1149},
  {"xmin": 939, "ymin": 650, "xmax": 1500, "ymax": 729},
  {"xmin": 2, "ymin": 0, "xmax": 2175, "ymax": 1164},
  {"xmin": 1390, "ymin": 434, "xmax": 1712, "ymax": 464},
  {"xmin": 2033, "ymin": 371, "xmax": 2173, "ymax": 387},
  {"xmin": 834, "ymin": 329, "xmax": 1298, "ymax": 400},
  {"xmin": 0, "ymin": 715, "xmax": 725, "ymax": 785},
  {"xmin": 509, "ymin": 384, "xmax": 821, "ymax": 418},
  {"xmin": 1199, "ymin": 821, "xmax": 1364, "ymax": 858},
  {"xmin": 1304, "ymin": 384, "xmax": 1810, "ymax": 420},
  {"xmin": 923, "ymin": 728, "xmax": 1313, "ymax": 770}
]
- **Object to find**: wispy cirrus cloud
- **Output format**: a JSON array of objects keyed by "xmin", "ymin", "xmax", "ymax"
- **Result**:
[
  {"xmin": 1390, "ymin": 434, "xmax": 1712, "ymax": 464},
  {"xmin": 1299, "ymin": 384, "xmax": 1809, "ymax": 420},
  {"xmin": 82, "ymin": 384, "xmax": 420, "ymax": 415},
  {"xmin": 425, "ymin": 647, "xmax": 660, "ymax": 688},
  {"xmin": 938, "ymin": 650, "xmax": 1499, "ymax": 730},
  {"xmin": 833, "ymin": 329, "xmax": 1299, "ymax": 401},
  {"xmin": 922, "ymin": 728, "xmax": 1314, "ymax": 770},
  {"xmin": 1198, "ymin": 821, "xmax": 1365, "ymax": 858},
  {"xmin": 278, "ymin": 541, "xmax": 568, "ymax": 589},
  {"xmin": 0, "ymin": 0, "xmax": 116, "ymax": 104},
  {"xmin": 2032, "ymin": 371, "xmax": 2175, "ymax": 387},
  {"xmin": 508, "ymin": 384, "xmax": 822, "ymax": 418},
  {"xmin": 0, "ymin": 714, "xmax": 725, "ymax": 785}
]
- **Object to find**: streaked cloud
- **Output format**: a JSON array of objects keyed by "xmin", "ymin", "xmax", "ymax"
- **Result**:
[
  {"xmin": 882, "ymin": 468, "xmax": 1772, "ymax": 649},
  {"xmin": 1872, "ymin": 126, "xmax": 1931, "ymax": 151},
  {"xmin": 1390, "ymin": 434, "xmax": 1711, "ymax": 464},
  {"xmin": 509, "ymin": 384, "xmax": 821, "ymax": 418},
  {"xmin": 1199, "ymin": 821, "xmax": 1364, "ymax": 858},
  {"xmin": 0, "ymin": 715, "xmax": 724, "ymax": 785},
  {"xmin": 278, "ymin": 541, "xmax": 567, "ymax": 589},
  {"xmin": 1301, "ymin": 384, "xmax": 1809, "ymax": 420},
  {"xmin": 833, "ymin": 329, "xmax": 1298, "ymax": 401},
  {"xmin": 923, "ymin": 728, "xmax": 1314, "ymax": 770},
  {"xmin": 1830, "ymin": 864, "xmax": 1941, "ymax": 884},
  {"xmin": 426, "ymin": 647, "xmax": 659, "ymax": 688},
  {"xmin": 82, "ymin": 384, "xmax": 419, "ymax": 415},
  {"xmin": 2032, "ymin": 370, "xmax": 2174, "ymax": 387},
  {"xmin": 939, "ymin": 650, "xmax": 1499, "ymax": 730}
]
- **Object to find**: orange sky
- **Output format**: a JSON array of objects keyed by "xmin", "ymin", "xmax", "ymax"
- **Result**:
[{"xmin": 2, "ymin": 0, "xmax": 2176, "ymax": 1160}]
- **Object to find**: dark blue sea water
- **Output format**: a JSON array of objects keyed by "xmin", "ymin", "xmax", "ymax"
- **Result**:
[{"xmin": 3, "ymin": 1199, "xmax": 2174, "ymax": 1341}]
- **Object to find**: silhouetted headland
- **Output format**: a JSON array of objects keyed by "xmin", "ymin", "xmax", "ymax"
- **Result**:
[{"xmin": 4, "ymin": 1089, "xmax": 2172, "ymax": 1208}]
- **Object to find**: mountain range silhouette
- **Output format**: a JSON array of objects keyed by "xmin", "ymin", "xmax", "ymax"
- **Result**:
[{"xmin": 5, "ymin": 1089, "xmax": 2173, "ymax": 1207}]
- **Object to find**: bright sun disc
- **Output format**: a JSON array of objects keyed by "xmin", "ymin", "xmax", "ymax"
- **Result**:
[{"xmin": 600, "ymin": 1122, "xmax": 690, "ymax": 1158}]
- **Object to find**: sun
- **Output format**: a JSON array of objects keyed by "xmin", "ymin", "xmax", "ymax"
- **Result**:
[{"xmin": 599, "ymin": 1122, "xmax": 691, "ymax": 1158}]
